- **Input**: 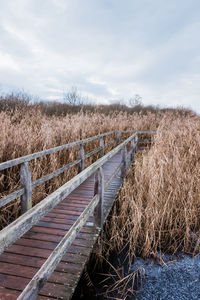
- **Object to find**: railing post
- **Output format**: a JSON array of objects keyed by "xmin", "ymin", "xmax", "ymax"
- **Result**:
[
  {"xmin": 94, "ymin": 167, "xmax": 104, "ymax": 229},
  {"xmin": 20, "ymin": 162, "xmax": 32, "ymax": 214},
  {"xmin": 100, "ymin": 137, "xmax": 104, "ymax": 157},
  {"xmin": 135, "ymin": 134, "xmax": 138, "ymax": 152},
  {"xmin": 78, "ymin": 143, "xmax": 85, "ymax": 173},
  {"xmin": 117, "ymin": 131, "xmax": 121, "ymax": 144},
  {"xmin": 130, "ymin": 136, "xmax": 138, "ymax": 161},
  {"xmin": 121, "ymin": 145, "xmax": 127, "ymax": 179}
]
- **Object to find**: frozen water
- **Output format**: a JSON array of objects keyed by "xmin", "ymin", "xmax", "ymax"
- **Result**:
[{"xmin": 131, "ymin": 254, "xmax": 200, "ymax": 300}]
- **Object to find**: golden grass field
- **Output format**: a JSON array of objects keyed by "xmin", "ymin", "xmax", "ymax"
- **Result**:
[{"xmin": 0, "ymin": 105, "xmax": 199, "ymax": 263}]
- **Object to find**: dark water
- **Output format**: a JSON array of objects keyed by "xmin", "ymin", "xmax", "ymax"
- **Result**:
[{"xmin": 72, "ymin": 250, "xmax": 137, "ymax": 300}]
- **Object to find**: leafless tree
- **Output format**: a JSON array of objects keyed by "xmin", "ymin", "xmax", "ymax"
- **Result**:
[
  {"xmin": 63, "ymin": 87, "xmax": 84, "ymax": 106},
  {"xmin": 129, "ymin": 94, "xmax": 142, "ymax": 107}
]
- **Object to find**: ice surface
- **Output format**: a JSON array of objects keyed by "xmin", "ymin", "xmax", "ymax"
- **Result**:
[{"xmin": 131, "ymin": 254, "xmax": 200, "ymax": 300}]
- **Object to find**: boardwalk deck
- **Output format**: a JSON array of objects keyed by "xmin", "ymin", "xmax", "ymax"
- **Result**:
[{"xmin": 0, "ymin": 152, "xmax": 123, "ymax": 300}]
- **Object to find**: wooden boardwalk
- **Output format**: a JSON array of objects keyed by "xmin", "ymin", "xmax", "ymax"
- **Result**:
[
  {"xmin": 0, "ymin": 130, "xmax": 155, "ymax": 300},
  {"xmin": 0, "ymin": 153, "xmax": 123, "ymax": 300}
]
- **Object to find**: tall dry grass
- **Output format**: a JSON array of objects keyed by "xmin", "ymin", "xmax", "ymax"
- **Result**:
[
  {"xmin": 0, "ymin": 107, "xmax": 163, "ymax": 228},
  {"xmin": 106, "ymin": 112, "xmax": 200, "ymax": 262}
]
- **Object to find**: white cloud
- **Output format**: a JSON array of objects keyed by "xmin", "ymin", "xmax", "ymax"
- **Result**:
[{"xmin": 0, "ymin": 0, "xmax": 199, "ymax": 113}]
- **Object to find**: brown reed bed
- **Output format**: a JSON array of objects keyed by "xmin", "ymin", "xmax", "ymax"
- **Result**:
[{"xmin": 105, "ymin": 112, "xmax": 200, "ymax": 263}]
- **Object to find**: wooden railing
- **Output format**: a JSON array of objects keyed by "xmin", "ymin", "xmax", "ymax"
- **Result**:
[
  {"xmin": 0, "ymin": 130, "xmax": 155, "ymax": 300},
  {"xmin": 0, "ymin": 131, "xmax": 116, "ymax": 212}
]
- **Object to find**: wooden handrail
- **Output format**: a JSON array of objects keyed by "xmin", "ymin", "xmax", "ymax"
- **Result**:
[{"xmin": 0, "ymin": 132, "xmax": 116, "ymax": 211}]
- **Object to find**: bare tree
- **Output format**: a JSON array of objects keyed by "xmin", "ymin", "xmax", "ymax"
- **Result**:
[
  {"xmin": 63, "ymin": 87, "xmax": 84, "ymax": 106},
  {"xmin": 129, "ymin": 94, "xmax": 142, "ymax": 107}
]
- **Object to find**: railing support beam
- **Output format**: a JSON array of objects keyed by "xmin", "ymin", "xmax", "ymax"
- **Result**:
[
  {"xmin": 121, "ymin": 145, "xmax": 127, "ymax": 179},
  {"xmin": 117, "ymin": 131, "xmax": 121, "ymax": 144},
  {"xmin": 78, "ymin": 143, "xmax": 85, "ymax": 173},
  {"xmin": 94, "ymin": 167, "xmax": 104, "ymax": 229},
  {"xmin": 100, "ymin": 137, "xmax": 104, "ymax": 157},
  {"xmin": 20, "ymin": 162, "xmax": 32, "ymax": 214}
]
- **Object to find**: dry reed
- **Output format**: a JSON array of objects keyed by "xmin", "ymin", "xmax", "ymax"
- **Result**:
[{"xmin": 106, "ymin": 112, "xmax": 200, "ymax": 262}]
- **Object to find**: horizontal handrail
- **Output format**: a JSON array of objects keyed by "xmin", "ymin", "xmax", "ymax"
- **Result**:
[
  {"xmin": 0, "ymin": 131, "xmax": 116, "ymax": 171},
  {"xmin": 0, "ymin": 188, "xmax": 24, "ymax": 208},
  {"xmin": 119, "ymin": 130, "xmax": 156, "ymax": 134},
  {"xmin": 0, "ymin": 132, "xmax": 137, "ymax": 255},
  {"xmin": 32, "ymin": 159, "xmax": 81, "ymax": 189},
  {"xmin": 0, "ymin": 133, "xmax": 117, "ymax": 210}
]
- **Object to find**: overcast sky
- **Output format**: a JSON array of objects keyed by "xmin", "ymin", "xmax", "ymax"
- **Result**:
[{"xmin": 0, "ymin": 0, "xmax": 200, "ymax": 112}]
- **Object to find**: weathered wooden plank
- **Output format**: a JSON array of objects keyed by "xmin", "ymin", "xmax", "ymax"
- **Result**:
[
  {"xmin": 0, "ymin": 252, "xmax": 86, "ymax": 273},
  {"xmin": 78, "ymin": 143, "xmax": 85, "ymax": 173},
  {"xmin": 121, "ymin": 145, "xmax": 127, "ymax": 179},
  {"xmin": 32, "ymin": 159, "xmax": 81, "ymax": 189},
  {"xmin": 100, "ymin": 137, "xmax": 104, "ymax": 157},
  {"xmin": 0, "ymin": 188, "xmax": 24, "ymax": 208},
  {"xmin": 0, "ymin": 288, "xmax": 55, "ymax": 300},
  {"xmin": 0, "ymin": 262, "xmax": 78, "ymax": 286},
  {"xmin": 0, "ymin": 274, "xmax": 72, "ymax": 299},
  {"xmin": 0, "ymin": 287, "xmax": 20, "ymax": 300},
  {"xmin": 117, "ymin": 131, "xmax": 121, "ymax": 143},
  {"xmin": 105, "ymin": 162, "xmax": 122, "ymax": 191},
  {"xmin": 23, "ymin": 231, "xmax": 98, "ymax": 247},
  {"xmin": 20, "ymin": 162, "xmax": 32, "ymax": 214},
  {"xmin": 27, "ymin": 225, "xmax": 97, "ymax": 237},
  {"xmin": 94, "ymin": 168, "xmax": 104, "ymax": 229},
  {"xmin": 84, "ymin": 147, "xmax": 101, "ymax": 160}
]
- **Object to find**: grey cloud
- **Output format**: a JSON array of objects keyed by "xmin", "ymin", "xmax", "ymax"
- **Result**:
[{"xmin": 0, "ymin": 0, "xmax": 199, "ymax": 112}]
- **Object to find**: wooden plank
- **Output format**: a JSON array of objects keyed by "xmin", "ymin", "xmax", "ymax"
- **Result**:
[
  {"xmin": 32, "ymin": 159, "xmax": 81, "ymax": 189},
  {"xmin": 121, "ymin": 145, "xmax": 127, "ymax": 179},
  {"xmin": 0, "ymin": 188, "xmax": 24, "ymax": 208},
  {"xmin": 99, "ymin": 138, "xmax": 104, "ymax": 157},
  {"xmin": 0, "ymin": 252, "xmax": 86, "ymax": 274},
  {"xmin": 0, "ymin": 288, "xmax": 20, "ymax": 300},
  {"xmin": 27, "ymin": 226, "xmax": 97, "ymax": 237},
  {"xmin": 5, "ymin": 245, "xmax": 87, "ymax": 266},
  {"xmin": 20, "ymin": 162, "xmax": 32, "ymax": 214},
  {"xmin": 14, "ymin": 236, "xmax": 95, "ymax": 252},
  {"xmin": 105, "ymin": 162, "xmax": 122, "ymax": 191},
  {"xmin": 78, "ymin": 143, "xmax": 85, "ymax": 173},
  {"xmin": 85, "ymin": 147, "xmax": 101, "ymax": 160},
  {"xmin": 55, "ymin": 204, "xmax": 86, "ymax": 211},
  {"xmin": 0, "ymin": 274, "xmax": 72, "ymax": 299},
  {"xmin": 0, "ymin": 288, "xmax": 55, "ymax": 300},
  {"xmin": 94, "ymin": 168, "xmax": 104, "ymax": 229},
  {"xmin": 0, "ymin": 262, "xmax": 78, "ymax": 286}
]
